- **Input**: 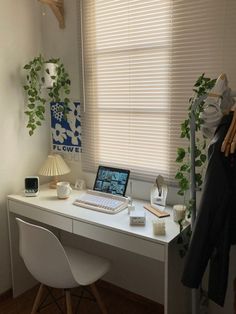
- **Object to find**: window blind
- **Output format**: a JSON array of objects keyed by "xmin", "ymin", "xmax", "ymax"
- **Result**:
[{"xmin": 79, "ymin": 0, "xmax": 236, "ymax": 183}]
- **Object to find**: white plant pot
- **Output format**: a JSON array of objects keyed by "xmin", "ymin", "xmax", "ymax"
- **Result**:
[{"xmin": 44, "ymin": 62, "xmax": 58, "ymax": 88}]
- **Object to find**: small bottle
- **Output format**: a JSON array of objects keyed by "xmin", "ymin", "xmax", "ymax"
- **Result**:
[{"xmin": 127, "ymin": 196, "xmax": 135, "ymax": 214}]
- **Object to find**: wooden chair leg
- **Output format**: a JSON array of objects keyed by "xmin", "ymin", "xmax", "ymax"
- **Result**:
[
  {"xmin": 65, "ymin": 289, "xmax": 73, "ymax": 314},
  {"xmin": 31, "ymin": 283, "xmax": 44, "ymax": 314},
  {"xmin": 90, "ymin": 283, "xmax": 108, "ymax": 314}
]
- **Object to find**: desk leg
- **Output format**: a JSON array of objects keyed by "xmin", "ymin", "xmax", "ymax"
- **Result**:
[
  {"xmin": 7, "ymin": 208, "xmax": 37, "ymax": 297},
  {"xmin": 164, "ymin": 241, "xmax": 191, "ymax": 314}
]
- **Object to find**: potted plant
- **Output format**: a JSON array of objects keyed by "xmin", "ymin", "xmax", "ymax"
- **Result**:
[
  {"xmin": 175, "ymin": 73, "xmax": 216, "ymax": 256},
  {"xmin": 23, "ymin": 55, "xmax": 71, "ymax": 135}
]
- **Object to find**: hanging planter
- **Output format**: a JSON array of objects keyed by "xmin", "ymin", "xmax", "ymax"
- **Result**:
[
  {"xmin": 43, "ymin": 62, "xmax": 58, "ymax": 88},
  {"xmin": 23, "ymin": 55, "xmax": 71, "ymax": 136}
]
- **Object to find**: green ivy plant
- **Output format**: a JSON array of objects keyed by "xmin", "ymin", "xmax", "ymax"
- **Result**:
[
  {"xmin": 23, "ymin": 55, "xmax": 71, "ymax": 135},
  {"xmin": 175, "ymin": 73, "xmax": 216, "ymax": 257}
]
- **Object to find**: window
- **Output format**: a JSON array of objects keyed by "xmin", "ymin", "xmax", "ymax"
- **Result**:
[{"xmin": 79, "ymin": 0, "xmax": 236, "ymax": 183}]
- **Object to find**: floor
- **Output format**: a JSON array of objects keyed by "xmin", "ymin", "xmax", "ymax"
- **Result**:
[{"xmin": 0, "ymin": 282, "xmax": 164, "ymax": 314}]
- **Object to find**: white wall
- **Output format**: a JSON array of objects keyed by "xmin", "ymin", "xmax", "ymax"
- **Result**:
[
  {"xmin": 41, "ymin": 0, "xmax": 83, "ymax": 180},
  {"xmin": 0, "ymin": 1, "xmax": 50, "ymax": 294}
]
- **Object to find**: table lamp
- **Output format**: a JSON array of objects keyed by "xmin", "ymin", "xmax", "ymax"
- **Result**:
[{"xmin": 38, "ymin": 154, "xmax": 71, "ymax": 188}]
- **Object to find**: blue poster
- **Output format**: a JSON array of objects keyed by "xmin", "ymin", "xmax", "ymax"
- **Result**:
[{"xmin": 50, "ymin": 102, "xmax": 82, "ymax": 154}]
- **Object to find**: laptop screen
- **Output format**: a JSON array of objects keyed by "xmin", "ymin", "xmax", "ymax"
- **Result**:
[{"xmin": 93, "ymin": 166, "xmax": 130, "ymax": 196}]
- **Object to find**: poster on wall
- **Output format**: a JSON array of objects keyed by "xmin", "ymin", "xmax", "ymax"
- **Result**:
[{"xmin": 50, "ymin": 102, "xmax": 82, "ymax": 160}]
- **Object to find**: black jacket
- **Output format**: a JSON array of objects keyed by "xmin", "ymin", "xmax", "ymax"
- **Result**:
[{"xmin": 182, "ymin": 113, "xmax": 236, "ymax": 306}]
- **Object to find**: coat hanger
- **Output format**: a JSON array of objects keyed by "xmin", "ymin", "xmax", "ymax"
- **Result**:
[
  {"xmin": 228, "ymin": 94, "xmax": 236, "ymax": 154},
  {"xmin": 221, "ymin": 108, "xmax": 236, "ymax": 156},
  {"xmin": 230, "ymin": 127, "xmax": 236, "ymax": 154}
]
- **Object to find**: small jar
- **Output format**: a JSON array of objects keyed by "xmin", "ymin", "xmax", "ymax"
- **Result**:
[{"xmin": 152, "ymin": 219, "xmax": 166, "ymax": 235}]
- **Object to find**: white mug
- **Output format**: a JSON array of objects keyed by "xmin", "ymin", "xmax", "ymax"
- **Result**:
[{"xmin": 56, "ymin": 182, "xmax": 72, "ymax": 199}]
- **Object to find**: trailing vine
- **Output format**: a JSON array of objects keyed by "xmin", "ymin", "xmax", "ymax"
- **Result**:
[
  {"xmin": 23, "ymin": 55, "xmax": 71, "ymax": 135},
  {"xmin": 175, "ymin": 73, "xmax": 216, "ymax": 257}
]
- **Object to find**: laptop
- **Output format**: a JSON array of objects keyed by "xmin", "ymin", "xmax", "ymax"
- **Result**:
[{"xmin": 93, "ymin": 165, "xmax": 130, "ymax": 196}]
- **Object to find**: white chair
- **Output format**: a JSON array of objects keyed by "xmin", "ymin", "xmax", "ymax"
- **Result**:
[{"xmin": 16, "ymin": 218, "xmax": 111, "ymax": 314}]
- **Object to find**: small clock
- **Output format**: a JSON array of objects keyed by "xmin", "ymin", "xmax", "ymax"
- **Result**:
[{"xmin": 24, "ymin": 177, "xmax": 39, "ymax": 197}]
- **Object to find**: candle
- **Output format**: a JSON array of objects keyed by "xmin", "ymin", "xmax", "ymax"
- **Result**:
[
  {"xmin": 173, "ymin": 204, "xmax": 186, "ymax": 222},
  {"xmin": 152, "ymin": 220, "xmax": 166, "ymax": 235}
]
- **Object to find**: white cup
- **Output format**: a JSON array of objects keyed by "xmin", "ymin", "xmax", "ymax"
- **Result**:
[{"xmin": 56, "ymin": 182, "xmax": 72, "ymax": 199}]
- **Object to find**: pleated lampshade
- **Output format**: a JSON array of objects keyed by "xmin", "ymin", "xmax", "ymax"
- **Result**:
[{"xmin": 38, "ymin": 154, "xmax": 70, "ymax": 188}]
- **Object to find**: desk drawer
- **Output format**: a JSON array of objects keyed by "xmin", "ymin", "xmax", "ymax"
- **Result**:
[
  {"xmin": 8, "ymin": 200, "xmax": 72, "ymax": 232},
  {"xmin": 73, "ymin": 220, "xmax": 165, "ymax": 262}
]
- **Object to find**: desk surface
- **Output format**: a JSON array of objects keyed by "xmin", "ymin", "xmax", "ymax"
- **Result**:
[{"xmin": 8, "ymin": 185, "xmax": 183, "ymax": 246}]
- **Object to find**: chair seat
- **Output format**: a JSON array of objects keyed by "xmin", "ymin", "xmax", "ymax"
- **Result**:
[{"xmin": 64, "ymin": 246, "xmax": 111, "ymax": 286}]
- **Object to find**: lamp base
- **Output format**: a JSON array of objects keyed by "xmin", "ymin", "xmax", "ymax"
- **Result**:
[{"xmin": 48, "ymin": 176, "xmax": 59, "ymax": 189}]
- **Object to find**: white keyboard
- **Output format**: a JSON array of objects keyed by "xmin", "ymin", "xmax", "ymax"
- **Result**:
[{"xmin": 73, "ymin": 190, "xmax": 128, "ymax": 214}]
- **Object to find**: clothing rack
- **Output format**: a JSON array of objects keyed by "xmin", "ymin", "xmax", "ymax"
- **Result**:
[
  {"xmin": 190, "ymin": 89, "xmax": 236, "ymax": 314},
  {"xmin": 189, "ymin": 94, "xmax": 207, "ymax": 314}
]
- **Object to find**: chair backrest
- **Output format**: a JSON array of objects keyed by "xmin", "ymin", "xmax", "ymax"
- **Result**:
[{"xmin": 16, "ymin": 218, "xmax": 77, "ymax": 289}]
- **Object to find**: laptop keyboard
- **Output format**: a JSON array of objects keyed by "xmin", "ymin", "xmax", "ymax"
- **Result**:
[{"xmin": 73, "ymin": 190, "xmax": 128, "ymax": 214}]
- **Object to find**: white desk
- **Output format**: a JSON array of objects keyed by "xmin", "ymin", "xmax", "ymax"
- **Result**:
[{"xmin": 7, "ymin": 185, "xmax": 189, "ymax": 314}]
